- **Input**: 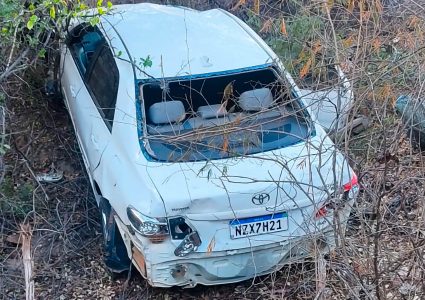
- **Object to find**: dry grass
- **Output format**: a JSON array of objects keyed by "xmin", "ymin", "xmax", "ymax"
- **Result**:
[{"xmin": 2, "ymin": 0, "xmax": 425, "ymax": 299}]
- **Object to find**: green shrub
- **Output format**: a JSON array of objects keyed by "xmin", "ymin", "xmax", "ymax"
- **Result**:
[{"xmin": 0, "ymin": 176, "xmax": 34, "ymax": 218}]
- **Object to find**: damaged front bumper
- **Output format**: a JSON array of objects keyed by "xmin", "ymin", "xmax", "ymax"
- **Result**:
[{"xmin": 114, "ymin": 215, "xmax": 339, "ymax": 288}]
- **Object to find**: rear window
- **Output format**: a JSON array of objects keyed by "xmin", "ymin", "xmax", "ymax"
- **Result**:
[{"xmin": 140, "ymin": 67, "xmax": 313, "ymax": 162}]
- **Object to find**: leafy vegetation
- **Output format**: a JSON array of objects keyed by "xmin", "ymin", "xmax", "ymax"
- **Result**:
[
  {"xmin": 0, "ymin": 0, "xmax": 112, "ymax": 83},
  {"xmin": 0, "ymin": 176, "xmax": 33, "ymax": 218},
  {"xmin": 2, "ymin": 0, "xmax": 425, "ymax": 299}
]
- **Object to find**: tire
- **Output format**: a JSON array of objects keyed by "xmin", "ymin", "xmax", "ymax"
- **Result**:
[
  {"xmin": 44, "ymin": 50, "xmax": 65, "ymax": 108},
  {"xmin": 99, "ymin": 197, "xmax": 131, "ymax": 275}
]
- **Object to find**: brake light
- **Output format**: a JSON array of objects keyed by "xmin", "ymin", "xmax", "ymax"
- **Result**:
[
  {"xmin": 343, "ymin": 173, "xmax": 358, "ymax": 192},
  {"xmin": 315, "ymin": 172, "xmax": 358, "ymax": 219},
  {"xmin": 315, "ymin": 207, "xmax": 328, "ymax": 219}
]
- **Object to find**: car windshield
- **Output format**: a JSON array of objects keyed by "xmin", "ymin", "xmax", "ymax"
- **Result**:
[{"xmin": 139, "ymin": 67, "xmax": 313, "ymax": 162}]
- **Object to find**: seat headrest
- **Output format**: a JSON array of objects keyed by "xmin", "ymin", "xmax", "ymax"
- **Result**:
[
  {"xmin": 149, "ymin": 101, "xmax": 185, "ymax": 125},
  {"xmin": 81, "ymin": 32, "xmax": 102, "ymax": 52},
  {"xmin": 197, "ymin": 104, "xmax": 227, "ymax": 119},
  {"xmin": 239, "ymin": 88, "xmax": 273, "ymax": 111}
]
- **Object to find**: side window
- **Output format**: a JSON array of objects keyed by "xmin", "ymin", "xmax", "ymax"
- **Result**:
[
  {"xmin": 67, "ymin": 24, "xmax": 119, "ymax": 130},
  {"xmin": 67, "ymin": 25, "xmax": 103, "ymax": 75},
  {"xmin": 86, "ymin": 45, "xmax": 119, "ymax": 129}
]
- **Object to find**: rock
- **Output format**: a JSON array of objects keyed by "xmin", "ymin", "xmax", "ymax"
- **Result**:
[{"xmin": 395, "ymin": 95, "xmax": 425, "ymax": 150}]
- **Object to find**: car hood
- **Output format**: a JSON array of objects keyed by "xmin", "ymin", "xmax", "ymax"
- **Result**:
[{"xmin": 139, "ymin": 134, "xmax": 352, "ymax": 219}]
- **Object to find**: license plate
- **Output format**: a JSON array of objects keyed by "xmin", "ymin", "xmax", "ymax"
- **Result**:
[{"xmin": 229, "ymin": 212, "xmax": 288, "ymax": 239}]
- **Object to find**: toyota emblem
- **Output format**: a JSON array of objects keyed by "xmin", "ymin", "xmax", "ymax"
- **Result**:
[{"xmin": 252, "ymin": 193, "xmax": 270, "ymax": 205}]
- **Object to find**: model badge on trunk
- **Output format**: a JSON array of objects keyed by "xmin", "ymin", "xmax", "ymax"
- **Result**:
[{"xmin": 252, "ymin": 193, "xmax": 270, "ymax": 205}]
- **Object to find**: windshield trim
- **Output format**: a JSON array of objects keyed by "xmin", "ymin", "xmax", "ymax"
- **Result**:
[{"xmin": 137, "ymin": 63, "xmax": 273, "ymax": 84}]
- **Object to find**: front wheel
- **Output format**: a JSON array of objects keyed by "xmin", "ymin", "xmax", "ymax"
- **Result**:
[{"xmin": 99, "ymin": 197, "xmax": 131, "ymax": 275}]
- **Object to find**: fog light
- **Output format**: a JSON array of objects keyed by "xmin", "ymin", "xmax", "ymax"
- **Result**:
[
  {"xmin": 170, "ymin": 264, "xmax": 187, "ymax": 278},
  {"xmin": 169, "ymin": 217, "xmax": 193, "ymax": 240},
  {"xmin": 174, "ymin": 231, "xmax": 201, "ymax": 257}
]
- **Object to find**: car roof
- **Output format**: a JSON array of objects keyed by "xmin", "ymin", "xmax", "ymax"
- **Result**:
[{"xmin": 97, "ymin": 3, "xmax": 274, "ymax": 79}]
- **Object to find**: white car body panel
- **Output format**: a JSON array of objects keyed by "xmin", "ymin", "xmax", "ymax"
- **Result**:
[
  {"xmin": 59, "ymin": 3, "xmax": 357, "ymax": 287},
  {"xmin": 299, "ymin": 65, "xmax": 355, "ymax": 132},
  {"xmin": 60, "ymin": 47, "xmax": 92, "ymax": 171},
  {"xmin": 101, "ymin": 4, "xmax": 274, "ymax": 78},
  {"xmin": 299, "ymin": 88, "xmax": 352, "ymax": 132}
]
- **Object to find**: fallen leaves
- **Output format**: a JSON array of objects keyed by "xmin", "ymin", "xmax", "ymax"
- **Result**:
[
  {"xmin": 299, "ymin": 58, "xmax": 312, "ymax": 79},
  {"xmin": 372, "ymin": 37, "xmax": 382, "ymax": 53},
  {"xmin": 254, "ymin": 0, "xmax": 260, "ymax": 15},
  {"xmin": 342, "ymin": 35, "xmax": 354, "ymax": 48},
  {"xmin": 280, "ymin": 18, "xmax": 287, "ymax": 36},
  {"xmin": 259, "ymin": 18, "xmax": 287, "ymax": 36},
  {"xmin": 259, "ymin": 18, "xmax": 273, "ymax": 34},
  {"xmin": 231, "ymin": 0, "xmax": 260, "ymax": 14},
  {"xmin": 230, "ymin": 0, "xmax": 246, "ymax": 11},
  {"xmin": 222, "ymin": 135, "xmax": 229, "ymax": 152}
]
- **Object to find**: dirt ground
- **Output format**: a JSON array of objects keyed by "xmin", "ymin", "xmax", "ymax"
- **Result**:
[
  {"xmin": 0, "ymin": 73, "xmax": 328, "ymax": 298},
  {"xmin": 2, "ymin": 0, "xmax": 425, "ymax": 299}
]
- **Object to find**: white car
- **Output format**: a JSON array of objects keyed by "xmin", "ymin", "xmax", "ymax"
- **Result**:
[{"xmin": 57, "ymin": 3, "xmax": 358, "ymax": 287}]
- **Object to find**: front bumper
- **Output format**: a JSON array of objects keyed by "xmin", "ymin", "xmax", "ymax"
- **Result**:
[{"xmin": 115, "ymin": 216, "xmax": 337, "ymax": 288}]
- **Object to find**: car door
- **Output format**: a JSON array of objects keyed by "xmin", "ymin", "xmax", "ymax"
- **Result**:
[
  {"xmin": 63, "ymin": 24, "xmax": 119, "ymax": 174},
  {"xmin": 61, "ymin": 26, "xmax": 98, "ymax": 170}
]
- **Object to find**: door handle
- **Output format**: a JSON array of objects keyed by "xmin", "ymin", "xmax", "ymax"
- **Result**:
[
  {"xmin": 70, "ymin": 85, "xmax": 77, "ymax": 98},
  {"xmin": 91, "ymin": 134, "xmax": 100, "ymax": 151}
]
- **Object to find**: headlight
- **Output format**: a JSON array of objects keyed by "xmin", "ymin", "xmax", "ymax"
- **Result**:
[{"xmin": 127, "ymin": 206, "xmax": 169, "ymax": 237}]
